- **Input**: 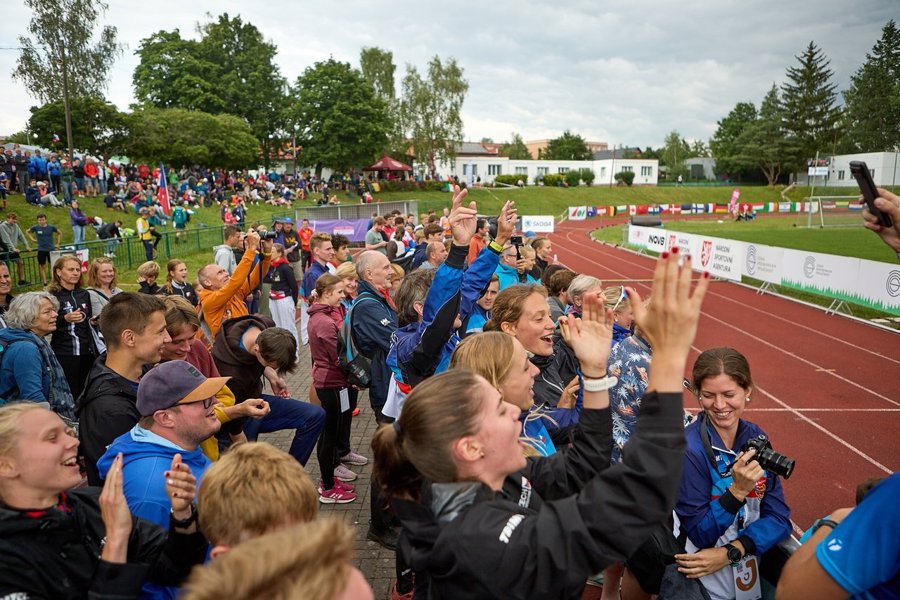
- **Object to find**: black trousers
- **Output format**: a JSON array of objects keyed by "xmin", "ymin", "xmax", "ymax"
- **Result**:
[{"xmin": 315, "ymin": 387, "xmax": 345, "ymax": 490}]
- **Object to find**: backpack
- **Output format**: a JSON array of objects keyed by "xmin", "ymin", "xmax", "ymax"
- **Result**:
[
  {"xmin": 336, "ymin": 292, "xmax": 380, "ymax": 388},
  {"xmin": 173, "ymin": 206, "xmax": 188, "ymax": 226}
]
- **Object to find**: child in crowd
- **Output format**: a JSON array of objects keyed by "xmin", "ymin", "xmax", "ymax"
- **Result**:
[{"xmin": 137, "ymin": 260, "xmax": 162, "ymax": 294}]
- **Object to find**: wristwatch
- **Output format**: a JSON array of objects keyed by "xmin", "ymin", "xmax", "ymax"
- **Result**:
[
  {"xmin": 170, "ymin": 503, "xmax": 198, "ymax": 529},
  {"xmin": 724, "ymin": 543, "xmax": 743, "ymax": 567}
]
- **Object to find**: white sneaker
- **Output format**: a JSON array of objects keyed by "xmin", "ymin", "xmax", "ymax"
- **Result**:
[
  {"xmin": 341, "ymin": 451, "xmax": 369, "ymax": 466},
  {"xmin": 334, "ymin": 464, "xmax": 357, "ymax": 482}
]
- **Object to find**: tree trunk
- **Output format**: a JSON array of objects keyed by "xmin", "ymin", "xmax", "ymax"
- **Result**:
[{"xmin": 60, "ymin": 43, "xmax": 74, "ymax": 162}]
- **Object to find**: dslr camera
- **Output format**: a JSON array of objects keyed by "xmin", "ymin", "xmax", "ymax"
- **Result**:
[
  {"xmin": 742, "ymin": 435, "xmax": 795, "ymax": 479},
  {"xmin": 260, "ymin": 231, "xmax": 279, "ymax": 240}
]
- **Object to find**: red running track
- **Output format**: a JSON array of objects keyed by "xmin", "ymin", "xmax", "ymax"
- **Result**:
[{"xmin": 549, "ymin": 218, "xmax": 899, "ymax": 532}]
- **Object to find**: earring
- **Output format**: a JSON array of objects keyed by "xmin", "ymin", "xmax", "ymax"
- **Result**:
[
  {"xmin": 746, "ymin": 396, "xmax": 751, "ymax": 403},
  {"xmin": 480, "ymin": 451, "xmax": 485, "ymax": 458}
]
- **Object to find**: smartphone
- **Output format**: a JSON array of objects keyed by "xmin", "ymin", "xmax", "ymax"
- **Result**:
[{"xmin": 849, "ymin": 161, "xmax": 892, "ymax": 228}]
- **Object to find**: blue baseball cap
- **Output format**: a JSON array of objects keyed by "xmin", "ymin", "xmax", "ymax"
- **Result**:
[{"xmin": 282, "ymin": 217, "xmax": 293, "ymax": 224}]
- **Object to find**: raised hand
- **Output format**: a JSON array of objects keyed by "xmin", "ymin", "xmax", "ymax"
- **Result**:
[
  {"xmin": 165, "ymin": 453, "xmax": 197, "ymax": 518},
  {"xmin": 494, "ymin": 200, "xmax": 517, "ymax": 246},
  {"xmin": 99, "ymin": 453, "xmax": 132, "ymax": 564},
  {"xmin": 558, "ymin": 292, "xmax": 614, "ymax": 377},
  {"xmin": 449, "ymin": 184, "xmax": 477, "ymax": 247},
  {"xmin": 631, "ymin": 248, "xmax": 710, "ymax": 393}
]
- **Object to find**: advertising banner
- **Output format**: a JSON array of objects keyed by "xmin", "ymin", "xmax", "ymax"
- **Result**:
[
  {"xmin": 742, "ymin": 243, "xmax": 784, "ymax": 285},
  {"xmin": 781, "ymin": 249, "xmax": 860, "ymax": 301},
  {"xmin": 310, "ymin": 219, "xmax": 371, "ymax": 242},
  {"xmin": 568, "ymin": 206, "xmax": 587, "ymax": 220},
  {"xmin": 627, "ymin": 225, "xmax": 668, "ymax": 253},
  {"xmin": 521, "ymin": 215, "xmax": 555, "ymax": 233},
  {"xmin": 855, "ymin": 260, "xmax": 900, "ymax": 315},
  {"xmin": 694, "ymin": 235, "xmax": 744, "ymax": 281}
]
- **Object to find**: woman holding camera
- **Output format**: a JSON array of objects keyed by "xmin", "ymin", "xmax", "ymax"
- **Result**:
[
  {"xmin": 373, "ymin": 251, "xmax": 710, "ymax": 599},
  {"xmin": 675, "ymin": 347, "xmax": 792, "ymax": 600}
]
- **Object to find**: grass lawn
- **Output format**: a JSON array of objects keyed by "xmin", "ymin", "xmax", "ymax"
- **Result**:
[{"xmin": 590, "ymin": 215, "xmax": 898, "ymax": 320}]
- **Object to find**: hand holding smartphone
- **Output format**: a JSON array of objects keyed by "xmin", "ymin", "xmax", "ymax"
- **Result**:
[{"xmin": 850, "ymin": 161, "xmax": 893, "ymax": 228}]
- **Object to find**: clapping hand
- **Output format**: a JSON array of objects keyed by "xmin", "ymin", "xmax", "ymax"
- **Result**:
[
  {"xmin": 449, "ymin": 184, "xmax": 477, "ymax": 247},
  {"xmin": 494, "ymin": 200, "xmax": 517, "ymax": 246},
  {"xmin": 558, "ymin": 292, "xmax": 614, "ymax": 377},
  {"xmin": 165, "ymin": 453, "xmax": 197, "ymax": 520},
  {"xmin": 99, "ymin": 453, "xmax": 132, "ymax": 564}
]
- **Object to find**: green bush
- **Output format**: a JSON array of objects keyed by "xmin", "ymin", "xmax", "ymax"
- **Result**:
[
  {"xmin": 564, "ymin": 169, "xmax": 582, "ymax": 187},
  {"xmin": 542, "ymin": 173, "xmax": 564, "ymax": 187},
  {"xmin": 494, "ymin": 174, "xmax": 529, "ymax": 186},
  {"xmin": 580, "ymin": 168, "xmax": 595, "ymax": 186},
  {"xmin": 614, "ymin": 170, "xmax": 636, "ymax": 186},
  {"xmin": 375, "ymin": 179, "xmax": 446, "ymax": 192}
]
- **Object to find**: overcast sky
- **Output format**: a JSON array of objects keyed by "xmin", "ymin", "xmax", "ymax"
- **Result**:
[{"xmin": 1, "ymin": 0, "xmax": 896, "ymax": 148}]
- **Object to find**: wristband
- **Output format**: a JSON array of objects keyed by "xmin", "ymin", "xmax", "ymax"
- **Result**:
[
  {"xmin": 811, "ymin": 518, "xmax": 839, "ymax": 536},
  {"xmin": 170, "ymin": 503, "xmax": 198, "ymax": 529},
  {"xmin": 582, "ymin": 375, "xmax": 617, "ymax": 392},
  {"xmin": 488, "ymin": 241, "xmax": 504, "ymax": 254}
]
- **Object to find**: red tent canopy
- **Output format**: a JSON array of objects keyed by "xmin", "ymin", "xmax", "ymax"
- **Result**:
[{"xmin": 364, "ymin": 154, "xmax": 412, "ymax": 171}]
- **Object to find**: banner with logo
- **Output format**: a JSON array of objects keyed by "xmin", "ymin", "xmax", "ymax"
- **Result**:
[
  {"xmin": 568, "ymin": 206, "xmax": 587, "ymax": 221},
  {"xmin": 781, "ymin": 249, "xmax": 860, "ymax": 301},
  {"xmin": 627, "ymin": 225, "xmax": 668, "ymax": 252},
  {"xmin": 742, "ymin": 243, "xmax": 784, "ymax": 285},
  {"xmin": 309, "ymin": 218, "xmax": 371, "ymax": 242},
  {"xmin": 855, "ymin": 260, "xmax": 900, "ymax": 314},
  {"xmin": 521, "ymin": 215, "xmax": 555, "ymax": 233},
  {"xmin": 694, "ymin": 236, "xmax": 744, "ymax": 281}
]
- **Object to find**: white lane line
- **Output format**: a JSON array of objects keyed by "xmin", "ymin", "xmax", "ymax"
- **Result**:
[{"xmin": 553, "ymin": 229, "xmax": 900, "ymax": 407}]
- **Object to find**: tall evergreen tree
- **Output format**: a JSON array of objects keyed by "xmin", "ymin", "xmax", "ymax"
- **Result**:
[
  {"xmin": 841, "ymin": 20, "xmax": 900, "ymax": 152},
  {"xmin": 781, "ymin": 42, "xmax": 841, "ymax": 164},
  {"xmin": 739, "ymin": 85, "xmax": 798, "ymax": 185}
]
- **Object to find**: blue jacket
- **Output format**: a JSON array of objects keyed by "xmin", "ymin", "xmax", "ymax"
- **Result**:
[
  {"xmin": 611, "ymin": 323, "xmax": 633, "ymax": 347},
  {"xmin": 0, "ymin": 328, "xmax": 50, "ymax": 403},
  {"xmin": 676, "ymin": 416, "xmax": 792, "ymax": 558},
  {"xmin": 300, "ymin": 260, "xmax": 330, "ymax": 301},
  {"xmin": 494, "ymin": 262, "xmax": 538, "ymax": 291},
  {"xmin": 459, "ymin": 303, "xmax": 490, "ymax": 338},
  {"xmin": 351, "ymin": 280, "xmax": 397, "ymax": 409},
  {"xmin": 410, "ymin": 243, "xmax": 428, "ymax": 270},
  {"xmin": 97, "ymin": 426, "xmax": 212, "ymax": 600},
  {"xmin": 388, "ymin": 244, "xmax": 499, "ymax": 392},
  {"xmin": 29, "ymin": 155, "xmax": 47, "ymax": 177}
]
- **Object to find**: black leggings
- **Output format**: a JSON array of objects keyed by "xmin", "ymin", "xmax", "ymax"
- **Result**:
[
  {"xmin": 336, "ymin": 387, "xmax": 357, "ymax": 457},
  {"xmin": 315, "ymin": 387, "xmax": 347, "ymax": 490}
]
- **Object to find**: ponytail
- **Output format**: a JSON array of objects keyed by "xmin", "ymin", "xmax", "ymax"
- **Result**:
[{"xmin": 372, "ymin": 370, "xmax": 485, "ymax": 502}]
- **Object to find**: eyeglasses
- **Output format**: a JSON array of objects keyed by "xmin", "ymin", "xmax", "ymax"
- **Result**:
[
  {"xmin": 181, "ymin": 396, "xmax": 215, "ymax": 410},
  {"xmin": 611, "ymin": 286, "xmax": 627, "ymax": 312}
]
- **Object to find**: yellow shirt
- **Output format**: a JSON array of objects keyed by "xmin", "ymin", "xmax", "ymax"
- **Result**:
[{"xmin": 137, "ymin": 216, "xmax": 151, "ymax": 241}]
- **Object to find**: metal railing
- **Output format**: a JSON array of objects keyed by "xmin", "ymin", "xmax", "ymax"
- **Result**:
[{"xmin": 5, "ymin": 225, "xmax": 226, "ymax": 291}]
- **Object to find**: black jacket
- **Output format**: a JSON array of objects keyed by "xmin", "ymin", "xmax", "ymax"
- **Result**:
[
  {"xmin": 393, "ymin": 393, "xmax": 686, "ymax": 600},
  {"xmin": 530, "ymin": 336, "xmax": 582, "ymax": 445},
  {"xmin": 0, "ymin": 487, "xmax": 208, "ymax": 600},
  {"xmin": 50, "ymin": 287, "xmax": 94, "ymax": 357},
  {"xmin": 76, "ymin": 356, "xmax": 141, "ymax": 486}
]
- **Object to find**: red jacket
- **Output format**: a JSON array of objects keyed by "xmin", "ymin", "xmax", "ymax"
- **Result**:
[{"xmin": 307, "ymin": 302, "xmax": 348, "ymax": 388}]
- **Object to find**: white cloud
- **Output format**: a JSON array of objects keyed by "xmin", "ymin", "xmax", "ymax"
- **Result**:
[{"xmin": 0, "ymin": 0, "xmax": 896, "ymax": 148}]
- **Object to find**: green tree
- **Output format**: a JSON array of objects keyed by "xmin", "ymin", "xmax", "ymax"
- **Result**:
[
  {"xmin": 841, "ymin": 20, "xmax": 900, "ymax": 152},
  {"xmin": 501, "ymin": 132, "xmax": 531, "ymax": 159},
  {"xmin": 14, "ymin": 0, "xmax": 123, "ymax": 161},
  {"xmin": 739, "ymin": 85, "xmax": 798, "ymax": 185},
  {"xmin": 541, "ymin": 130, "xmax": 592, "ymax": 160},
  {"xmin": 359, "ymin": 47, "xmax": 397, "ymax": 102},
  {"xmin": 711, "ymin": 101, "xmax": 758, "ymax": 178},
  {"xmin": 399, "ymin": 56, "xmax": 469, "ymax": 177},
  {"xmin": 781, "ymin": 42, "xmax": 842, "ymax": 163},
  {"xmin": 127, "ymin": 108, "xmax": 258, "ymax": 169},
  {"xmin": 689, "ymin": 139, "xmax": 711, "ymax": 158},
  {"xmin": 28, "ymin": 96, "xmax": 128, "ymax": 156},
  {"xmin": 291, "ymin": 59, "xmax": 390, "ymax": 175},
  {"xmin": 661, "ymin": 130, "xmax": 689, "ymax": 179},
  {"xmin": 133, "ymin": 30, "xmax": 225, "ymax": 114}
]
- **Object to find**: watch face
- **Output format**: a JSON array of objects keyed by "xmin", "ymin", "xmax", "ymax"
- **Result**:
[{"xmin": 727, "ymin": 545, "xmax": 742, "ymax": 563}]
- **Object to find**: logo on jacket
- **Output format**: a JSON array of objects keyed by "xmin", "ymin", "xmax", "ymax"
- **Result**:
[
  {"xmin": 380, "ymin": 318, "xmax": 391, "ymax": 326},
  {"xmin": 518, "ymin": 477, "xmax": 532, "ymax": 508},
  {"xmin": 499, "ymin": 514, "xmax": 524, "ymax": 544}
]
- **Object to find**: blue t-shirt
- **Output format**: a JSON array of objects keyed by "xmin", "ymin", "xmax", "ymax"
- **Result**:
[
  {"xmin": 28, "ymin": 224, "xmax": 59, "ymax": 251},
  {"xmin": 816, "ymin": 473, "xmax": 899, "ymax": 599}
]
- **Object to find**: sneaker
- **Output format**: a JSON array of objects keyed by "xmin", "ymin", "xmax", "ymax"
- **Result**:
[
  {"xmin": 318, "ymin": 479, "xmax": 354, "ymax": 493},
  {"xmin": 334, "ymin": 464, "xmax": 357, "ymax": 482},
  {"xmin": 318, "ymin": 485, "xmax": 356, "ymax": 504},
  {"xmin": 341, "ymin": 451, "xmax": 368, "ymax": 466}
]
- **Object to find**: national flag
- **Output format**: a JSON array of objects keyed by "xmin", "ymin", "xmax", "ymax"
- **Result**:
[
  {"xmin": 157, "ymin": 163, "xmax": 171, "ymax": 216},
  {"xmin": 52, "ymin": 133, "xmax": 60, "ymax": 143}
]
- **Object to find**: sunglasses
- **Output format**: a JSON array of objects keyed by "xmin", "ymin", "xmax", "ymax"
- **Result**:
[{"xmin": 611, "ymin": 286, "xmax": 627, "ymax": 312}]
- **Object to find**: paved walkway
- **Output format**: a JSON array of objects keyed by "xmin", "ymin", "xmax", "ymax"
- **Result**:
[{"xmin": 258, "ymin": 342, "xmax": 396, "ymax": 599}]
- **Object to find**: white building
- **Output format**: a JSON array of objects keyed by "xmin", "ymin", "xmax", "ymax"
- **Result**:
[
  {"xmin": 423, "ymin": 156, "xmax": 659, "ymax": 186},
  {"xmin": 794, "ymin": 151, "xmax": 900, "ymax": 187}
]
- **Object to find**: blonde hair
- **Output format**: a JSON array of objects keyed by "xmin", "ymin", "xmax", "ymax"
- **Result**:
[
  {"xmin": 334, "ymin": 261, "xmax": 357, "ymax": 281},
  {"xmin": 601, "ymin": 285, "xmax": 631, "ymax": 312},
  {"xmin": 390, "ymin": 263, "xmax": 405, "ymax": 280},
  {"xmin": 450, "ymin": 332, "xmax": 516, "ymax": 390},
  {"xmin": 182, "ymin": 518, "xmax": 355, "ymax": 600},
  {"xmin": 137, "ymin": 261, "xmax": 161, "ymax": 279},
  {"xmin": 486, "ymin": 284, "xmax": 547, "ymax": 331},
  {"xmin": 198, "ymin": 443, "xmax": 318, "ymax": 546},
  {"xmin": 86, "ymin": 257, "xmax": 118, "ymax": 289},
  {"xmin": 567, "ymin": 275, "xmax": 603, "ymax": 305},
  {"xmin": 162, "ymin": 295, "xmax": 201, "ymax": 335},
  {"xmin": 0, "ymin": 403, "xmax": 45, "ymax": 460}
]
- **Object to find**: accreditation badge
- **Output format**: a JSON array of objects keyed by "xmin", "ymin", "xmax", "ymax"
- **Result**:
[{"xmin": 733, "ymin": 555, "xmax": 762, "ymax": 600}]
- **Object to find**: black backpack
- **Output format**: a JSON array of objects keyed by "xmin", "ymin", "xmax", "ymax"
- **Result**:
[{"xmin": 336, "ymin": 293, "xmax": 380, "ymax": 388}]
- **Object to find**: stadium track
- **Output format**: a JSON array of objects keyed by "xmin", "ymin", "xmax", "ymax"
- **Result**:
[{"xmin": 549, "ymin": 216, "xmax": 899, "ymax": 531}]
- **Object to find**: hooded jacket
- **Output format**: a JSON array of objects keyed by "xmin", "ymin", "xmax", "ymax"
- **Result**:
[
  {"xmin": 0, "ymin": 487, "xmax": 207, "ymax": 600},
  {"xmin": 307, "ymin": 302, "xmax": 348, "ymax": 388},
  {"xmin": 211, "ymin": 314, "xmax": 274, "ymax": 404},
  {"xmin": 350, "ymin": 279, "xmax": 397, "ymax": 410},
  {"xmin": 97, "ymin": 426, "xmax": 212, "ymax": 600},
  {"xmin": 530, "ymin": 336, "xmax": 583, "ymax": 445},
  {"xmin": 76, "ymin": 355, "xmax": 141, "ymax": 486},
  {"xmin": 0, "ymin": 327, "xmax": 51, "ymax": 403},
  {"xmin": 392, "ymin": 394, "xmax": 686, "ymax": 599},
  {"xmin": 494, "ymin": 261, "xmax": 538, "ymax": 291}
]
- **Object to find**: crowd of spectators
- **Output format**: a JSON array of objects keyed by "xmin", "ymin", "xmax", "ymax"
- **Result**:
[{"xmin": 0, "ymin": 169, "xmax": 898, "ymax": 600}]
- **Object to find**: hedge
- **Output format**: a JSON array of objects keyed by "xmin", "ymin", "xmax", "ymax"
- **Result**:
[
  {"xmin": 564, "ymin": 169, "xmax": 582, "ymax": 186},
  {"xmin": 494, "ymin": 174, "xmax": 529, "ymax": 186},
  {"xmin": 614, "ymin": 170, "xmax": 635, "ymax": 186},
  {"xmin": 542, "ymin": 173, "xmax": 564, "ymax": 187}
]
